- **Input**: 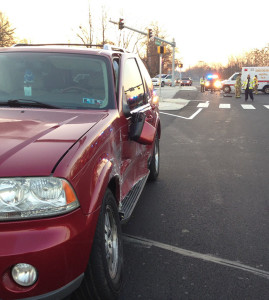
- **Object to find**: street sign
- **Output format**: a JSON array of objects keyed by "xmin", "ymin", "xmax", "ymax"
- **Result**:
[{"xmin": 155, "ymin": 39, "xmax": 161, "ymax": 46}]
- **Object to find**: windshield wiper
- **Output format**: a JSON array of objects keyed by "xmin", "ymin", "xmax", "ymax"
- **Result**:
[{"xmin": 0, "ymin": 99, "xmax": 59, "ymax": 109}]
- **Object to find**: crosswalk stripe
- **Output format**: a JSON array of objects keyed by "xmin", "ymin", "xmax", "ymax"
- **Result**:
[
  {"xmin": 219, "ymin": 104, "xmax": 231, "ymax": 109},
  {"xmin": 195, "ymin": 102, "xmax": 269, "ymax": 110},
  {"xmin": 241, "ymin": 104, "xmax": 256, "ymax": 109},
  {"xmin": 197, "ymin": 102, "xmax": 209, "ymax": 108}
]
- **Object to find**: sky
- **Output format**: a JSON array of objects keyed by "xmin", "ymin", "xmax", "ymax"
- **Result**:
[{"xmin": 1, "ymin": 0, "xmax": 269, "ymax": 69}]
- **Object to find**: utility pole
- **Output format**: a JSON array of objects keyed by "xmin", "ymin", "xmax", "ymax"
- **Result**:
[
  {"xmin": 172, "ymin": 38, "xmax": 175, "ymax": 87},
  {"xmin": 109, "ymin": 19, "xmax": 177, "ymax": 86},
  {"xmin": 159, "ymin": 54, "xmax": 162, "ymax": 100}
]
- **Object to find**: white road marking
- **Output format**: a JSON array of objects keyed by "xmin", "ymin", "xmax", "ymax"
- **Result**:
[
  {"xmin": 264, "ymin": 105, "xmax": 269, "ymax": 109},
  {"xmin": 189, "ymin": 108, "xmax": 203, "ymax": 119},
  {"xmin": 241, "ymin": 104, "xmax": 256, "ymax": 109},
  {"xmin": 123, "ymin": 234, "xmax": 269, "ymax": 280},
  {"xmin": 198, "ymin": 102, "xmax": 209, "ymax": 108},
  {"xmin": 160, "ymin": 108, "xmax": 203, "ymax": 120},
  {"xmin": 180, "ymin": 86, "xmax": 197, "ymax": 91},
  {"xmin": 219, "ymin": 104, "xmax": 231, "ymax": 109}
]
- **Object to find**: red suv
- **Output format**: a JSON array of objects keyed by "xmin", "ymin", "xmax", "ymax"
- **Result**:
[{"xmin": 0, "ymin": 44, "xmax": 161, "ymax": 299}]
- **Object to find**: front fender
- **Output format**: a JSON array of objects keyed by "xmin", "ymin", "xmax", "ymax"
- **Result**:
[{"xmin": 87, "ymin": 158, "xmax": 113, "ymax": 214}]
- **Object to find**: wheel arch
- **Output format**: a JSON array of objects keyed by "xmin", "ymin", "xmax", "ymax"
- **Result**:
[
  {"xmin": 83, "ymin": 158, "xmax": 114, "ymax": 214},
  {"xmin": 263, "ymin": 85, "xmax": 269, "ymax": 94},
  {"xmin": 108, "ymin": 175, "xmax": 121, "ymax": 206},
  {"xmin": 156, "ymin": 119, "xmax": 161, "ymax": 139}
]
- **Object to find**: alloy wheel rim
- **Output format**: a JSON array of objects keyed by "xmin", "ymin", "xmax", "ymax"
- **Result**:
[
  {"xmin": 104, "ymin": 205, "xmax": 119, "ymax": 279},
  {"xmin": 155, "ymin": 141, "xmax": 159, "ymax": 172}
]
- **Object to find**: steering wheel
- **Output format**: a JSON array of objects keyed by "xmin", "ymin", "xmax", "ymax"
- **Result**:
[{"xmin": 62, "ymin": 86, "xmax": 91, "ymax": 93}]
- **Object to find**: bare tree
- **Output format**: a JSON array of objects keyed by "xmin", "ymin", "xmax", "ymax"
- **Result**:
[
  {"xmin": 186, "ymin": 44, "xmax": 269, "ymax": 80},
  {"xmin": 76, "ymin": 1, "xmax": 94, "ymax": 46},
  {"xmin": 0, "ymin": 12, "xmax": 16, "ymax": 47},
  {"xmin": 245, "ymin": 46, "xmax": 269, "ymax": 66},
  {"xmin": 101, "ymin": 6, "xmax": 107, "ymax": 45}
]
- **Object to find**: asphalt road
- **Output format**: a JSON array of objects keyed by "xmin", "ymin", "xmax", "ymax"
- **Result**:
[{"xmin": 119, "ymin": 84, "xmax": 269, "ymax": 299}]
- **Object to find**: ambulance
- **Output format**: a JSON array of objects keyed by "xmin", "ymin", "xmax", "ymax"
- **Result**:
[{"xmin": 222, "ymin": 67, "xmax": 269, "ymax": 94}]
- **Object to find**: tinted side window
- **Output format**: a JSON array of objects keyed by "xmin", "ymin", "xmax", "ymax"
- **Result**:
[
  {"xmin": 137, "ymin": 58, "xmax": 153, "ymax": 100},
  {"xmin": 231, "ymin": 74, "xmax": 239, "ymax": 80},
  {"xmin": 113, "ymin": 59, "xmax": 119, "ymax": 92},
  {"xmin": 123, "ymin": 58, "xmax": 145, "ymax": 110}
]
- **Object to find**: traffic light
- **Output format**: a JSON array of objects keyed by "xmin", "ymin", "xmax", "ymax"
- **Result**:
[
  {"xmin": 157, "ymin": 46, "xmax": 166, "ymax": 54},
  {"xmin": 178, "ymin": 63, "xmax": 183, "ymax": 68},
  {"xmin": 148, "ymin": 28, "xmax": 153, "ymax": 39},
  {"xmin": 119, "ymin": 18, "xmax": 124, "ymax": 30}
]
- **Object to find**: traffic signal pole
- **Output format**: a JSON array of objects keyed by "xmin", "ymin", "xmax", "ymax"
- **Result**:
[
  {"xmin": 109, "ymin": 19, "xmax": 147, "ymax": 36},
  {"xmin": 172, "ymin": 39, "xmax": 175, "ymax": 87},
  {"xmin": 159, "ymin": 54, "xmax": 162, "ymax": 100},
  {"xmin": 109, "ymin": 19, "xmax": 177, "ymax": 87}
]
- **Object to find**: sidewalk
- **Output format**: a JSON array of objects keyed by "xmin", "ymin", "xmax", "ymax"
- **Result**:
[
  {"xmin": 159, "ymin": 98, "xmax": 189, "ymax": 111},
  {"xmin": 155, "ymin": 86, "xmax": 190, "ymax": 111}
]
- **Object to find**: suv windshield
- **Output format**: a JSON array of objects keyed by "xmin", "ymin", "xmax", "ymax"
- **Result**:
[{"xmin": 0, "ymin": 52, "xmax": 114, "ymax": 110}]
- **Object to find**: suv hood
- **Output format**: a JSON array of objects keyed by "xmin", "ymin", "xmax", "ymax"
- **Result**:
[{"xmin": 0, "ymin": 109, "xmax": 107, "ymax": 177}]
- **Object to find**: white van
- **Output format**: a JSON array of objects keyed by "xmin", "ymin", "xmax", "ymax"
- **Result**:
[{"xmin": 222, "ymin": 67, "xmax": 269, "ymax": 94}]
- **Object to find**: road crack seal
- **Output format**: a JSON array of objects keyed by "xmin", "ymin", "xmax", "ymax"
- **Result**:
[{"xmin": 123, "ymin": 234, "xmax": 269, "ymax": 280}]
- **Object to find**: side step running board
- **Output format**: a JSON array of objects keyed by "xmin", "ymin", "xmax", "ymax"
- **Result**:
[{"xmin": 119, "ymin": 174, "xmax": 149, "ymax": 223}]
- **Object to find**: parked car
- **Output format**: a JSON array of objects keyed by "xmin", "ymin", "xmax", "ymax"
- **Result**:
[
  {"xmin": 0, "ymin": 43, "xmax": 161, "ymax": 300},
  {"xmin": 163, "ymin": 74, "xmax": 173, "ymax": 86},
  {"xmin": 152, "ymin": 77, "xmax": 162, "ymax": 86},
  {"xmin": 152, "ymin": 74, "xmax": 175, "ymax": 87},
  {"xmin": 175, "ymin": 78, "xmax": 181, "ymax": 85},
  {"xmin": 152, "ymin": 74, "xmax": 166, "ymax": 87},
  {"xmin": 181, "ymin": 77, "xmax": 192, "ymax": 86}
]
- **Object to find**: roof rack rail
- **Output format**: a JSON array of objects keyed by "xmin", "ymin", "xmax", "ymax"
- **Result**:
[
  {"xmin": 103, "ymin": 44, "xmax": 129, "ymax": 53},
  {"xmin": 12, "ymin": 43, "xmax": 104, "ymax": 48},
  {"xmin": 11, "ymin": 43, "xmax": 130, "ymax": 53}
]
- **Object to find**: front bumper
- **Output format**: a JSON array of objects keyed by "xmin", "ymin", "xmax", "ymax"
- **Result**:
[
  {"xmin": 10, "ymin": 274, "xmax": 84, "ymax": 300},
  {"xmin": 0, "ymin": 209, "xmax": 99, "ymax": 299}
]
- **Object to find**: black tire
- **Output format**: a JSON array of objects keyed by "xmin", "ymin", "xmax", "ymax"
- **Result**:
[
  {"xmin": 148, "ymin": 135, "xmax": 160, "ymax": 181},
  {"xmin": 263, "ymin": 86, "xmax": 269, "ymax": 94},
  {"xmin": 161, "ymin": 81, "xmax": 165, "ymax": 87},
  {"xmin": 73, "ymin": 189, "xmax": 123, "ymax": 300},
  {"xmin": 223, "ymin": 85, "xmax": 231, "ymax": 93}
]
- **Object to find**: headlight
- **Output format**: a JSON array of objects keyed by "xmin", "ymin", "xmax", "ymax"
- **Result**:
[
  {"xmin": 205, "ymin": 82, "xmax": 210, "ymax": 87},
  {"xmin": 214, "ymin": 80, "xmax": 222, "ymax": 88},
  {"xmin": 0, "ymin": 177, "xmax": 79, "ymax": 220},
  {"xmin": 152, "ymin": 94, "xmax": 159, "ymax": 106}
]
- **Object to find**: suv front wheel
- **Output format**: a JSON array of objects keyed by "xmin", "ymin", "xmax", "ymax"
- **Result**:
[
  {"xmin": 148, "ymin": 135, "xmax": 160, "ymax": 181},
  {"xmin": 73, "ymin": 189, "xmax": 123, "ymax": 300},
  {"xmin": 223, "ymin": 85, "xmax": 231, "ymax": 93}
]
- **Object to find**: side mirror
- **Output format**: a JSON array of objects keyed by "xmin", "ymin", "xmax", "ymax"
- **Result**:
[{"xmin": 130, "ymin": 112, "xmax": 156, "ymax": 145}]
